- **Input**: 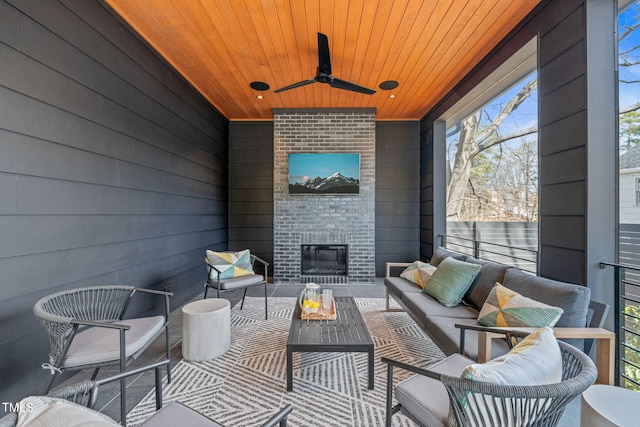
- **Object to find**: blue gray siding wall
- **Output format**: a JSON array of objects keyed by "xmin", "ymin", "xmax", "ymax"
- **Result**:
[
  {"xmin": 376, "ymin": 121, "xmax": 420, "ymax": 275},
  {"xmin": 420, "ymin": 0, "xmax": 595, "ymax": 286},
  {"xmin": 228, "ymin": 121, "xmax": 274, "ymax": 266},
  {"xmin": 0, "ymin": 0, "xmax": 228, "ymax": 403}
]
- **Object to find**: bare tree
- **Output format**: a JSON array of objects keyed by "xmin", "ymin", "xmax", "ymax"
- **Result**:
[{"xmin": 447, "ymin": 78, "xmax": 538, "ymax": 220}]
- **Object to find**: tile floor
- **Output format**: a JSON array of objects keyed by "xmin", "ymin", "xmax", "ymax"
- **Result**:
[{"xmin": 61, "ymin": 280, "xmax": 388, "ymax": 423}]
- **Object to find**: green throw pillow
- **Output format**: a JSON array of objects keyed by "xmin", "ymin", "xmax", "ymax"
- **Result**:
[
  {"xmin": 477, "ymin": 283, "xmax": 564, "ymax": 328},
  {"xmin": 423, "ymin": 257, "xmax": 481, "ymax": 307},
  {"xmin": 400, "ymin": 261, "xmax": 437, "ymax": 289},
  {"xmin": 206, "ymin": 249, "xmax": 254, "ymax": 280}
]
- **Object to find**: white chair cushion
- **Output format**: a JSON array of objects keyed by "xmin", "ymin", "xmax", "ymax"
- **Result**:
[
  {"xmin": 215, "ymin": 274, "xmax": 265, "ymax": 290},
  {"xmin": 16, "ymin": 396, "xmax": 118, "ymax": 426},
  {"xmin": 62, "ymin": 316, "xmax": 165, "ymax": 368},
  {"xmin": 139, "ymin": 402, "xmax": 222, "ymax": 427},
  {"xmin": 395, "ymin": 353, "xmax": 474, "ymax": 427}
]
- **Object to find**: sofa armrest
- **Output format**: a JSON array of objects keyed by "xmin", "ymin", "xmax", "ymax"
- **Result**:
[
  {"xmin": 385, "ymin": 262, "xmax": 412, "ymax": 278},
  {"xmin": 476, "ymin": 326, "xmax": 615, "ymax": 385}
]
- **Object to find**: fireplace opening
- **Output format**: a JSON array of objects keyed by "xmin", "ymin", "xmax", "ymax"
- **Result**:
[{"xmin": 301, "ymin": 244, "xmax": 348, "ymax": 276}]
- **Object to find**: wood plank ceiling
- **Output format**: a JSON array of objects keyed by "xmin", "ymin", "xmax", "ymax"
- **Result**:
[{"xmin": 104, "ymin": 0, "xmax": 541, "ymax": 121}]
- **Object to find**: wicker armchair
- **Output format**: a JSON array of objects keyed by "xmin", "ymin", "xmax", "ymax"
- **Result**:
[
  {"xmin": 382, "ymin": 327, "xmax": 598, "ymax": 427},
  {"xmin": 33, "ymin": 286, "xmax": 172, "ymax": 425}
]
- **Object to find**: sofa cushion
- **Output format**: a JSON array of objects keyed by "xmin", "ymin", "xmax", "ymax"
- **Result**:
[
  {"xmin": 385, "ymin": 276, "xmax": 424, "ymax": 300},
  {"xmin": 477, "ymin": 283, "xmax": 564, "ymax": 328},
  {"xmin": 402, "ymin": 292, "xmax": 479, "ymax": 323},
  {"xmin": 423, "ymin": 316, "xmax": 510, "ymax": 360},
  {"xmin": 429, "ymin": 247, "xmax": 467, "ymax": 267},
  {"xmin": 462, "ymin": 256, "xmax": 510, "ymax": 310},
  {"xmin": 400, "ymin": 261, "xmax": 437, "ymax": 289},
  {"xmin": 423, "ymin": 257, "xmax": 481, "ymax": 307},
  {"xmin": 502, "ymin": 269, "xmax": 590, "ymax": 328}
]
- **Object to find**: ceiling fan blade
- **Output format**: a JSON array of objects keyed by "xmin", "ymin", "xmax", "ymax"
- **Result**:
[
  {"xmin": 317, "ymin": 32, "xmax": 331, "ymax": 75},
  {"xmin": 274, "ymin": 78, "xmax": 317, "ymax": 93},
  {"xmin": 329, "ymin": 77, "xmax": 376, "ymax": 95}
]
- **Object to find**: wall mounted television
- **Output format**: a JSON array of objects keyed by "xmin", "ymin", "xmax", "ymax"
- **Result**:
[{"xmin": 288, "ymin": 153, "xmax": 360, "ymax": 195}]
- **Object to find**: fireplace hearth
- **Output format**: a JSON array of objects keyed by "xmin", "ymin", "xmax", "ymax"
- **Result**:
[{"xmin": 301, "ymin": 244, "xmax": 348, "ymax": 276}]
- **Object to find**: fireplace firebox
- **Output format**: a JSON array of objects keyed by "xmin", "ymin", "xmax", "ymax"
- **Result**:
[{"xmin": 301, "ymin": 244, "xmax": 348, "ymax": 276}]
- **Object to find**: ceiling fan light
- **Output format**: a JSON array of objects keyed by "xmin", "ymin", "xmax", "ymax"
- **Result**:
[{"xmin": 379, "ymin": 80, "xmax": 399, "ymax": 90}]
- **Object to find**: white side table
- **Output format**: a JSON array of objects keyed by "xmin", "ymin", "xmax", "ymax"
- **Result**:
[
  {"xmin": 182, "ymin": 299, "xmax": 230, "ymax": 361},
  {"xmin": 581, "ymin": 384, "xmax": 640, "ymax": 426}
]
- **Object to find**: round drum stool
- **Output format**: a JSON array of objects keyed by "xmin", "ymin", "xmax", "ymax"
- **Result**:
[
  {"xmin": 182, "ymin": 299, "xmax": 230, "ymax": 361},
  {"xmin": 581, "ymin": 384, "xmax": 640, "ymax": 427}
]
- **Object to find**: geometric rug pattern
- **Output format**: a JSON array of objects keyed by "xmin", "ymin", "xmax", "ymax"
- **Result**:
[{"xmin": 127, "ymin": 297, "xmax": 445, "ymax": 427}]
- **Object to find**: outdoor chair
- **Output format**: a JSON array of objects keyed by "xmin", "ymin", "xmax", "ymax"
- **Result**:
[
  {"xmin": 204, "ymin": 249, "xmax": 269, "ymax": 319},
  {"xmin": 0, "ymin": 360, "xmax": 294, "ymax": 427},
  {"xmin": 382, "ymin": 326, "xmax": 597, "ymax": 427},
  {"xmin": 33, "ymin": 285, "xmax": 172, "ymax": 426}
]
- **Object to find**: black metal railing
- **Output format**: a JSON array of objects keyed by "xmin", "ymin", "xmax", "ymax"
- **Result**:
[
  {"xmin": 599, "ymin": 261, "xmax": 640, "ymax": 390},
  {"xmin": 440, "ymin": 234, "xmax": 538, "ymax": 274}
]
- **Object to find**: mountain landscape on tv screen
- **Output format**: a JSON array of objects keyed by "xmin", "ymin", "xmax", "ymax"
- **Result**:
[{"xmin": 289, "ymin": 172, "xmax": 359, "ymax": 194}]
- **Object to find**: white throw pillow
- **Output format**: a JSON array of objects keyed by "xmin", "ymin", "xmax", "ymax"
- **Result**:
[{"xmin": 462, "ymin": 326, "xmax": 562, "ymax": 385}]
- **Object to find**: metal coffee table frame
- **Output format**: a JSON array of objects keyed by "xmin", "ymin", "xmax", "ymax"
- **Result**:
[{"xmin": 286, "ymin": 296, "xmax": 375, "ymax": 391}]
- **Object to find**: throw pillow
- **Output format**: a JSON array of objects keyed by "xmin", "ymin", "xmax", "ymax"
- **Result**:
[
  {"xmin": 422, "ymin": 257, "xmax": 481, "ymax": 307},
  {"xmin": 205, "ymin": 249, "xmax": 254, "ymax": 280},
  {"xmin": 461, "ymin": 326, "xmax": 562, "ymax": 385},
  {"xmin": 478, "ymin": 283, "xmax": 564, "ymax": 328},
  {"xmin": 400, "ymin": 261, "xmax": 437, "ymax": 289}
]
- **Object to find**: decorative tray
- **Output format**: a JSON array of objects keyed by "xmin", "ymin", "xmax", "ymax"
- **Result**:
[{"xmin": 301, "ymin": 296, "xmax": 336, "ymax": 320}]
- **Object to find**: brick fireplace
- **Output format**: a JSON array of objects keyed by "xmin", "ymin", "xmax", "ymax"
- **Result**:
[{"xmin": 273, "ymin": 108, "xmax": 376, "ymax": 284}]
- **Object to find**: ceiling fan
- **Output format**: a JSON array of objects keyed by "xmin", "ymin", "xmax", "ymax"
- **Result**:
[{"xmin": 274, "ymin": 32, "xmax": 376, "ymax": 95}]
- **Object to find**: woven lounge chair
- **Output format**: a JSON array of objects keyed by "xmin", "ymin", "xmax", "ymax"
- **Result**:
[
  {"xmin": 0, "ymin": 360, "xmax": 294, "ymax": 427},
  {"xmin": 382, "ymin": 326, "xmax": 598, "ymax": 427},
  {"xmin": 33, "ymin": 285, "xmax": 172, "ymax": 426}
]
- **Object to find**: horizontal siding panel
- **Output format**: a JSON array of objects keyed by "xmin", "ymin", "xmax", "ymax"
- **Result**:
[
  {"xmin": 539, "ymin": 181, "xmax": 585, "ymax": 216},
  {"xmin": 0, "ymin": 215, "xmax": 226, "ymax": 259},
  {"xmin": 540, "ymin": 111, "xmax": 586, "ymax": 156},
  {"xmin": 539, "ymin": 147, "xmax": 585, "ymax": 185}
]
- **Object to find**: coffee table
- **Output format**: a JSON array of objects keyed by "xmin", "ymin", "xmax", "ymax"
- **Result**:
[{"xmin": 286, "ymin": 296, "xmax": 374, "ymax": 391}]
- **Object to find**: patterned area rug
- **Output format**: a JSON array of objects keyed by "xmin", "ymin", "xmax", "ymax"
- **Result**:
[{"xmin": 127, "ymin": 297, "xmax": 445, "ymax": 427}]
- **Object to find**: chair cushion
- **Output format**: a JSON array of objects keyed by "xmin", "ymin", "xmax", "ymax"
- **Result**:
[
  {"xmin": 140, "ymin": 402, "xmax": 222, "ymax": 427},
  {"xmin": 62, "ymin": 316, "xmax": 165, "ymax": 368},
  {"xmin": 216, "ymin": 274, "xmax": 265, "ymax": 291},
  {"xmin": 423, "ymin": 257, "xmax": 481, "ymax": 307},
  {"xmin": 400, "ymin": 261, "xmax": 437, "ymax": 289},
  {"xmin": 395, "ymin": 354, "xmax": 474, "ymax": 427},
  {"xmin": 206, "ymin": 249, "xmax": 254, "ymax": 280},
  {"xmin": 477, "ymin": 283, "xmax": 564, "ymax": 328},
  {"xmin": 16, "ymin": 396, "xmax": 118, "ymax": 426}
]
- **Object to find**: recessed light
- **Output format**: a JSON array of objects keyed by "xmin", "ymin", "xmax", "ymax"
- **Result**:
[
  {"xmin": 379, "ymin": 80, "xmax": 399, "ymax": 90},
  {"xmin": 256, "ymin": 95, "xmax": 264, "ymax": 100},
  {"xmin": 389, "ymin": 94, "xmax": 396, "ymax": 99},
  {"xmin": 250, "ymin": 81, "xmax": 270, "ymax": 91}
]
